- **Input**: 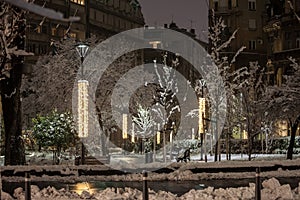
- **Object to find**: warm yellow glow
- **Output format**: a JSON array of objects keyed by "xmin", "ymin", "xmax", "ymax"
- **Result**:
[
  {"xmin": 157, "ymin": 123, "xmax": 160, "ymax": 144},
  {"xmin": 149, "ymin": 41, "xmax": 161, "ymax": 49},
  {"xmin": 122, "ymin": 114, "xmax": 128, "ymax": 139},
  {"xmin": 70, "ymin": 0, "xmax": 85, "ymax": 5},
  {"xmin": 131, "ymin": 123, "xmax": 135, "ymax": 143},
  {"xmin": 78, "ymin": 80, "xmax": 89, "ymax": 138},
  {"xmin": 277, "ymin": 120, "xmax": 288, "ymax": 136},
  {"xmin": 198, "ymin": 97, "xmax": 205, "ymax": 136},
  {"xmin": 192, "ymin": 128, "xmax": 195, "ymax": 140},
  {"xmin": 243, "ymin": 130, "xmax": 248, "ymax": 139},
  {"xmin": 157, "ymin": 131, "xmax": 160, "ymax": 144},
  {"xmin": 73, "ymin": 182, "xmax": 96, "ymax": 195}
]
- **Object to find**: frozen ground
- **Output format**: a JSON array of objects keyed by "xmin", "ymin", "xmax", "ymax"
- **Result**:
[
  {"xmin": 4, "ymin": 177, "xmax": 300, "ymax": 200},
  {"xmin": 1, "ymin": 152, "xmax": 300, "ymax": 199}
]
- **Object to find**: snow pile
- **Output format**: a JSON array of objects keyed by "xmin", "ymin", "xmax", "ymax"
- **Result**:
[{"xmin": 5, "ymin": 178, "xmax": 300, "ymax": 200}]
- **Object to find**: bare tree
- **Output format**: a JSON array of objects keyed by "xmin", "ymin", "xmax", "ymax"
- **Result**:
[
  {"xmin": 261, "ymin": 58, "xmax": 300, "ymax": 159},
  {"xmin": 206, "ymin": 9, "xmax": 245, "ymax": 161},
  {"xmin": 233, "ymin": 62, "xmax": 266, "ymax": 160},
  {"xmin": 0, "ymin": 0, "xmax": 80, "ymax": 165},
  {"xmin": 0, "ymin": 3, "xmax": 32, "ymax": 165}
]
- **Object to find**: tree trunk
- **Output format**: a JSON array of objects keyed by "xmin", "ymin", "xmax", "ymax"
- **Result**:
[
  {"xmin": 226, "ymin": 131, "xmax": 229, "ymax": 160},
  {"xmin": 214, "ymin": 122, "xmax": 218, "ymax": 162},
  {"xmin": 248, "ymin": 136, "xmax": 252, "ymax": 161},
  {"xmin": 287, "ymin": 116, "xmax": 300, "ymax": 160},
  {"xmin": 1, "ymin": 62, "xmax": 25, "ymax": 165}
]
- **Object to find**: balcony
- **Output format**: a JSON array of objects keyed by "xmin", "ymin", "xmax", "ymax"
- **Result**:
[
  {"xmin": 213, "ymin": 6, "xmax": 240, "ymax": 15},
  {"xmin": 273, "ymin": 48, "xmax": 300, "ymax": 62}
]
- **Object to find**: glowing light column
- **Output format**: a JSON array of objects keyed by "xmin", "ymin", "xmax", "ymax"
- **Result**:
[
  {"xmin": 78, "ymin": 80, "xmax": 89, "ymax": 138},
  {"xmin": 198, "ymin": 97, "xmax": 205, "ymax": 161},
  {"xmin": 122, "ymin": 114, "xmax": 128, "ymax": 154},
  {"xmin": 76, "ymin": 43, "xmax": 89, "ymax": 165},
  {"xmin": 198, "ymin": 98, "xmax": 206, "ymax": 136}
]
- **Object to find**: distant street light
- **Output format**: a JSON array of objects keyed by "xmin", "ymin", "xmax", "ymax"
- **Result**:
[{"xmin": 76, "ymin": 43, "xmax": 89, "ymax": 165}]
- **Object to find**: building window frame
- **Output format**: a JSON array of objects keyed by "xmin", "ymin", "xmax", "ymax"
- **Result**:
[
  {"xmin": 285, "ymin": 32, "xmax": 291, "ymax": 40},
  {"xmin": 248, "ymin": 19, "xmax": 256, "ymax": 30},
  {"xmin": 228, "ymin": 0, "xmax": 232, "ymax": 9},
  {"xmin": 248, "ymin": 40, "xmax": 256, "ymax": 50},
  {"xmin": 213, "ymin": 0, "xmax": 218, "ymax": 11},
  {"xmin": 248, "ymin": 0, "xmax": 256, "ymax": 11},
  {"xmin": 287, "ymin": 40, "xmax": 292, "ymax": 49},
  {"xmin": 296, "ymin": 38, "xmax": 300, "ymax": 48},
  {"xmin": 51, "ymin": 27, "xmax": 57, "ymax": 36}
]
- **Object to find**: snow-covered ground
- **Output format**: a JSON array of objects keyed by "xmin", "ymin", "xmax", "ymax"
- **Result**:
[
  {"xmin": 0, "ymin": 149, "xmax": 293, "ymax": 168},
  {"xmin": 5, "ymin": 177, "xmax": 300, "ymax": 200}
]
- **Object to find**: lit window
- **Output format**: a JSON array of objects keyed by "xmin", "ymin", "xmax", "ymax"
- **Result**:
[
  {"xmin": 71, "ymin": 0, "xmax": 85, "ymax": 5},
  {"xmin": 36, "ymin": 26, "xmax": 41, "ymax": 33},
  {"xmin": 248, "ymin": 0, "xmax": 256, "ymax": 11},
  {"xmin": 248, "ymin": 40, "xmax": 256, "ymax": 50},
  {"xmin": 70, "ymin": 32, "xmax": 77, "ymax": 38},
  {"xmin": 51, "ymin": 28, "xmax": 57, "ymax": 36}
]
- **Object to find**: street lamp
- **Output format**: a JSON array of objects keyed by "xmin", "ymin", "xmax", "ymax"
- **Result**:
[
  {"xmin": 76, "ymin": 43, "xmax": 89, "ymax": 78},
  {"xmin": 76, "ymin": 43, "xmax": 89, "ymax": 165}
]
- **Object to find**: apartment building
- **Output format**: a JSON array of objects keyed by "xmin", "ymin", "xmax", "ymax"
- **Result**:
[
  {"xmin": 24, "ymin": 0, "xmax": 144, "ymax": 69},
  {"xmin": 209, "ymin": 0, "xmax": 268, "ymax": 69},
  {"xmin": 264, "ymin": 0, "xmax": 300, "ymax": 86}
]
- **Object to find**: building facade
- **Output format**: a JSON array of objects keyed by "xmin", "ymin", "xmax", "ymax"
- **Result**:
[
  {"xmin": 264, "ymin": 0, "xmax": 300, "ymax": 86},
  {"xmin": 24, "ymin": 0, "xmax": 144, "ymax": 69},
  {"xmin": 263, "ymin": 0, "xmax": 300, "ymax": 137},
  {"xmin": 209, "ymin": 0, "xmax": 268, "ymax": 69}
]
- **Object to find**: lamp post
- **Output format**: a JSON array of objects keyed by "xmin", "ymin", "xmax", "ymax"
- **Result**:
[
  {"xmin": 76, "ymin": 43, "xmax": 89, "ymax": 165},
  {"xmin": 76, "ymin": 43, "xmax": 89, "ymax": 79}
]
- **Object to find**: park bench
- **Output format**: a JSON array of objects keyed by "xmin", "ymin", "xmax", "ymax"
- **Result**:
[{"xmin": 176, "ymin": 148, "xmax": 190, "ymax": 163}]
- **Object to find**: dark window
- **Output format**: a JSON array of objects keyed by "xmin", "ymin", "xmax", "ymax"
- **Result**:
[
  {"xmin": 287, "ymin": 40, "xmax": 292, "ymax": 49},
  {"xmin": 32, "ymin": 44, "xmax": 36, "ymax": 54},
  {"xmin": 248, "ymin": 1, "xmax": 256, "ymax": 11},
  {"xmin": 42, "ymin": 25, "xmax": 47, "ymax": 34},
  {"xmin": 228, "ymin": 0, "xmax": 232, "ymax": 9},
  {"xmin": 296, "ymin": 38, "xmax": 300, "ymax": 48},
  {"xmin": 214, "ymin": 2, "xmax": 218, "ymax": 11},
  {"xmin": 285, "ymin": 32, "xmax": 291, "ymax": 40},
  {"xmin": 248, "ymin": 40, "xmax": 256, "ymax": 50},
  {"xmin": 296, "ymin": 0, "xmax": 300, "ymax": 12}
]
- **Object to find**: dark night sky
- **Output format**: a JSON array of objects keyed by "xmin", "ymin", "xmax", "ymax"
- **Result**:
[{"xmin": 139, "ymin": 0, "xmax": 209, "ymax": 41}]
